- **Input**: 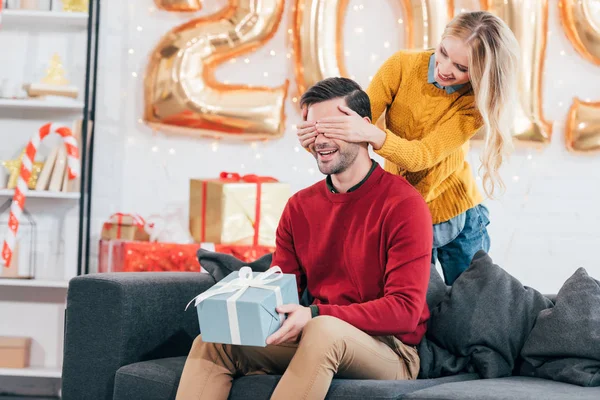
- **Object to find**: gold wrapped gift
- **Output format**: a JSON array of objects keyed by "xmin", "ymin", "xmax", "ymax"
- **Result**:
[{"xmin": 189, "ymin": 173, "xmax": 290, "ymax": 247}]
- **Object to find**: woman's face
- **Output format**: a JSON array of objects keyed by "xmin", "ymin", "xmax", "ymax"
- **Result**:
[{"xmin": 434, "ymin": 36, "xmax": 471, "ymax": 86}]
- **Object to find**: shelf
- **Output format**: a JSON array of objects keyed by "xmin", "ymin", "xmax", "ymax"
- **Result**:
[
  {"xmin": 0, "ymin": 189, "xmax": 80, "ymax": 200},
  {"xmin": 0, "ymin": 366, "xmax": 61, "ymax": 379},
  {"xmin": 0, "ymin": 98, "xmax": 84, "ymax": 112},
  {"xmin": 0, "ymin": 279, "xmax": 69, "ymax": 288},
  {"xmin": 0, "ymin": 10, "xmax": 88, "ymax": 29}
]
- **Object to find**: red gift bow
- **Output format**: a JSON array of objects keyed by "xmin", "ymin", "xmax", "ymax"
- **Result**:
[
  {"xmin": 104, "ymin": 213, "xmax": 146, "ymax": 239},
  {"xmin": 201, "ymin": 172, "xmax": 278, "ymax": 246}
]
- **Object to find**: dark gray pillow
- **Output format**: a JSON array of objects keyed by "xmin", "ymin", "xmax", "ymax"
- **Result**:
[
  {"xmin": 196, "ymin": 249, "xmax": 271, "ymax": 282},
  {"xmin": 427, "ymin": 262, "xmax": 449, "ymax": 311},
  {"xmin": 520, "ymin": 267, "xmax": 600, "ymax": 387},
  {"xmin": 419, "ymin": 250, "xmax": 553, "ymax": 379}
]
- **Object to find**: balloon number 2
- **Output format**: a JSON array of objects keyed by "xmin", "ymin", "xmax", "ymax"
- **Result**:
[{"xmin": 144, "ymin": 0, "xmax": 289, "ymax": 141}]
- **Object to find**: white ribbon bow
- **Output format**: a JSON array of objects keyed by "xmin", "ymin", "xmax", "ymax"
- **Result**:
[{"xmin": 186, "ymin": 266, "xmax": 286, "ymax": 345}]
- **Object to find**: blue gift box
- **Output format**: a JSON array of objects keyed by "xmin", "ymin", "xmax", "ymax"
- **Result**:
[{"xmin": 188, "ymin": 267, "xmax": 299, "ymax": 347}]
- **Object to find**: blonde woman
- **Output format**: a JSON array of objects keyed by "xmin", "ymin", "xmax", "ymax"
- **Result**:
[{"xmin": 297, "ymin": 11, "xmax": 520, "ymax": 285}]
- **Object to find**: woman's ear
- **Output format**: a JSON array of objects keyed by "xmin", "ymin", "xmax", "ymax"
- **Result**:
[{"xmin": 363, "ymin": 117, "xmax": 372, "ymax": 124}]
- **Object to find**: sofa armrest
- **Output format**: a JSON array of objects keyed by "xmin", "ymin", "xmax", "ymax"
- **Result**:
[{"xmin": 61, "ymin": 272, "xmax": 215, "ymax": 400}]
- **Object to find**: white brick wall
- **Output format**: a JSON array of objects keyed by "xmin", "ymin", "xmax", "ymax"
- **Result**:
[{"xmin": 91, "ymin": 0, "xmax": 600, "ymax": 293}]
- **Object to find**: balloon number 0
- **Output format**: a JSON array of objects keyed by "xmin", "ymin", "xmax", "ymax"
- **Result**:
[{"xmin": 144, "ymin": 0, "xmax": 599, "ymax": 152}]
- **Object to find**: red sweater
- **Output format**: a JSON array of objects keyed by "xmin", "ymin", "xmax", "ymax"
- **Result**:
[{"xmin": 272, "ymin": 165, "xmax": 433, "ymax": 345}]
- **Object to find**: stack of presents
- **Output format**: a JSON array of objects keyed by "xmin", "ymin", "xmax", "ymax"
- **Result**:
[{"xmin": 98, "ymin": 172, "xmax": 290, "ymax": 274}]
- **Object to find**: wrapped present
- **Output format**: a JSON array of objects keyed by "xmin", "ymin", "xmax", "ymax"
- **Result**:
[
  {"xmin": 189, "ymin": 172, "xmax": 290, "ymax": 247},
  {"xmin": 187, "ymin": 266, "xmax": 298, "ymax": 347},
  {"xmin": 199, "ymin": 243, "xmax": 275, "ymax": 264},
  {"xmin": 101, "ymin": 213, "xmax": 150, "ymax": 241},
  {"xmin": 98, "ymin": 240, "xmax": 203, "ymax": 273}
]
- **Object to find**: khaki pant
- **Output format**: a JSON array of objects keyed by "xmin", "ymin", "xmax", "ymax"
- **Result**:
[{"xmin": 175, "ymin": 315, "xmax": 420, "ymax": 400}]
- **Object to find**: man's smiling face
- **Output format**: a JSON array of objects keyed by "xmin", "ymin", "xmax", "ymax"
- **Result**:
[{"xmin": 307, "ymin": 98, "xmax": 360, "ymax": 175}]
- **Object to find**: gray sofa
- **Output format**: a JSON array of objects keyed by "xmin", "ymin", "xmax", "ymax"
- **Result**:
[{"xmin": 61, "ymin": 272, "xmax": 600, "ymax": 400}]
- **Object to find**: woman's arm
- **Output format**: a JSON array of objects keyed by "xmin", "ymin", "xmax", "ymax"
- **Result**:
[{"xmin": 375, "ymin": 105, "xmax": 483, "ymax": 172}]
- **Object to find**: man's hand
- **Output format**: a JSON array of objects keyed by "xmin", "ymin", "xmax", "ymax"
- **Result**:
[{"xmin": 265, "ymin": 304, "xmax": 312, "ymax": 346}]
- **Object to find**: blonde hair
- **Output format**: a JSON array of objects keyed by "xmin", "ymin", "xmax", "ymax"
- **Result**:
[{"xmin": 443, "ymin": 11, "xmax": 520, "ymax": 198}]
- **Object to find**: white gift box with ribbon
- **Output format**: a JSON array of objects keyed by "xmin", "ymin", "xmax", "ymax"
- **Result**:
[{"xmin": 187, "ymin": 266, "xmax": 299, "ymax": 347}]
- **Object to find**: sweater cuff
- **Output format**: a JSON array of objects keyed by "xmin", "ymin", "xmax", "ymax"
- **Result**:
[
  {"xmin": 374, "ymin": 129, "xmax": 399, "ymax": 160},
  {"xmin": 309, "ymin": 304, "xmax": 320, "ymax": 318}
]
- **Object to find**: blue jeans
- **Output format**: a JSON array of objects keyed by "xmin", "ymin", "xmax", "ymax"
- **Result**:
[{"xmin": 432, "ymin": 204, "xmax": 491, "ymax": 285}]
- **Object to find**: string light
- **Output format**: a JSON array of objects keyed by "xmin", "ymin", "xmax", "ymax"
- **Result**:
[
  {"xmin": 368, "ymin": 76, "xmax": 373, "ymax": 82},
  {"xmin": 345, "ymin": 50, "xmax": 351, "ymax": 57},
  {"xmin": 292, "ymin": 97, "xmax": 298, "ymax": 103},
  {"xmin": 263, "ymin": 72, "xmax": 269, "ymax": 77},
  {"xmin": 560, "ymin": 50, "xmax": 566, "ymax": 56},
  {"xmin": 512, "ymin": 176, "xmax": 520, "ymax": 182},
  {"xmin": 137, "ymin": 118, "xmax": 143, "ymax": 124},
  {"xmin": 308, "ymin": 168, "xmax": 315, "ymax": 175},
  {"xmin": 353, "ymin": 5, "xmax": 359, "ymax": 11},
  {"xmin": 294, "ymin": 147, "xmax": 300, "ymax": 152},
  {"xmin": 578, "ymin": 122, "xmax": 587, "ymax": 129},
  {"xmin": 230, "ymin": 58, "xmax": 237, "ymax": 64},
  {"xmin": 128, "ymin": 49, "xmax": 135, "ymax": 55},
  {"xmin": 169, "ymin": 148, "xmax": 176, "ymax": 155},
  {"xmin": 359, "ymin": 4, "xmax": 364, "ymax": 9},
  {"xmin": 137, "ymin": 26, "xmax": 143, "ymax": 32},
  {"xmin": 287, "ymin": 28, "xmax": 293, "ymax": 34},
  {"xmin": 383, "ymin": 41, "xmax": 390, "ymax": 48},
  {"xmin": 291, "ymin": 124, "xmax": 297, "ymax": 129},
  {"xmin": 527, "ymin": 154, "xmax": 533, "ymax": 160},
  {"xmin": 558, "ymin": 101, "xmax": 564, "ymax": 107},
  {"xmin": 270, "ymin": 50, "xmax": 276, "ymax": 56},
  {"xmin": 131, "ymin": 72, "xmax": 138, "ymax": 78},
  {"xmin": 251, "ymin": 142, "xmax": 258, "ymax": 149},
  {"xmin": 355, "ymin": 27, "xmax": 364, "ymax": 34},
  {"xmin": 149, "ymin": 6, "xmax": 156, "ymax": 12},
  {"xmin": 255, "ymin": 153, "xmax": 262, "ymax": 159},
  {"xmin": 286, "ymin": 53, "xmax": 292, "ymax": 59},
  {"xmin": 151, "ymin": 146, "xmax": 159, "ymax": 153},
  {"xmin": 244, "ymin": 58, "xmax": 250, "ymax": 64},
  {"xmin": 211, "ymin": 142, "xmax": 219, "ymax": 152},
  {"xmin": 397, "ymin": 18, "xmax": 403, "ymax": 24},
  {"xmin": 241, "ymin": 164, "xmax": 246, "ymax": 169}
]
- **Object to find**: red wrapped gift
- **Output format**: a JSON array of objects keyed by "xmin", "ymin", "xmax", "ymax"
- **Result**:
[
  {"xmin": 98, "ymin": 240, "xmax": 202, "ymax": 273},
  {"xmin": 98, "ymin": 241, "xmax": 275, "ymax": 273},
  {"xmin": 200, "ymin": 243, "xmax": 275, "ymax": 264}
]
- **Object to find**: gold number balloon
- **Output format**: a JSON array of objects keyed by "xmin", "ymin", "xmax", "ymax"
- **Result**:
[
  {"xmin": 481, "ymin": 0, "xmax": 552, "ymax": 144},
  {"xmin": 154, "ymin": 0, "xmax": 202, "ymax": 12},
  {"xmin": 560, "ymin": 0, "xmax": 600, "ymax": 152},
  {"xmin": 292, "ymin": 0, "xmax": 452, "ymax": 96},
  {"xmin": 144, "ymin": 0, "xmax": 289, "ymax": 141}
]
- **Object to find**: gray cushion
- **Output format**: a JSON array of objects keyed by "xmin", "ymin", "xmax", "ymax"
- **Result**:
[
  {"xmin": 230, "ymin": 373, "xmax": 479, "ymax": 400},
  {"xmin": 403, "ymin": 376, "xmax": 600, "ymax": 400},
  {"xmin": 418, "ymin": 251, "xmax": 553, "ymax": 379},
  {"xmin": 520, "ymin": 267, "xmax": 600, "ymax": 386},
  {"xmin": 114, "ymin": 357, "xmax": 186, "ymax": 400},
  {"xmin": 113, "ymin": 357, "xmax": 477, "ymax": 400}
]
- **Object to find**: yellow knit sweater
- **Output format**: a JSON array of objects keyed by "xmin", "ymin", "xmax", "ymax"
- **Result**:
[{"xmin": 367, "ymin": 49, "xmax": 484, "ymax": 224}]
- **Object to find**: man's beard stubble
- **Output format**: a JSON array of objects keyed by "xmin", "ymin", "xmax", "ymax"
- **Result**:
[{"xmin": 315, "ymin": 143, "xmax": 360, "ymax": 176}]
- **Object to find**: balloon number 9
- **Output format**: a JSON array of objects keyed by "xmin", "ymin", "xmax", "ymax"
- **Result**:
[{"xmin": 144, "ymin": 0, "xmax": 289, "ymax": 141}]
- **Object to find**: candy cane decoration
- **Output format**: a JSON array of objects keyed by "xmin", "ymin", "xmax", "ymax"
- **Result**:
[{"xmin": 2, "ymin": 123, "xmax": 80, "ymax": 267}]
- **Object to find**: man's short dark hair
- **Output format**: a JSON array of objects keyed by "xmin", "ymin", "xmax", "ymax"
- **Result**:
[{"xmin": 300, "ymin": 77, "xmax": 372, "ymax": 120}]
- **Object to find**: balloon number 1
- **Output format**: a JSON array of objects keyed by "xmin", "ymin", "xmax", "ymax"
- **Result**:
[
  {"xmin": 144, "ymin": 0, "xmax": 289, "ymax": 141},
  {"xmin": 145, "ymin": 0, "xmax": 599, "ymax": 151}
]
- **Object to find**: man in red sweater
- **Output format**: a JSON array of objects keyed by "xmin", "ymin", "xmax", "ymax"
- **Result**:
[{"xmin": 176, "ymin": 78, "xmax": 433, "ymax": 400}]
